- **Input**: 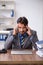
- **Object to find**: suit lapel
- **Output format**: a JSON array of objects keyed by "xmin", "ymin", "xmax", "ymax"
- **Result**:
[{"xmin": 17, "ymin": 34, "xmax": 21, "ymax": 48}]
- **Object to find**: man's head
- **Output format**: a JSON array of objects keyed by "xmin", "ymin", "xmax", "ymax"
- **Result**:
[{"xmin": 17, "ymin": 17, "xmax": 28, "ymax": 34}]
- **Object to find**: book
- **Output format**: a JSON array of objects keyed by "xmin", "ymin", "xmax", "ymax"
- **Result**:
[
  {"xmin": 36, "ymin": 40, "xmax": 43, "ymax": 48},
  {"xmin": 36, "ymin": 50, "xmax": 43, "ymax": 57},
  {"xmin": 37, "ymin": 47, "xmax": 43, "ymax": 50}
]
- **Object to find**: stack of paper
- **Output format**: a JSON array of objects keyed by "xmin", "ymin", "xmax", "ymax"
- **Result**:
[
  {"xmin": 36, "ymin": 41, "xmax": 43, "ymax": 48},
  {"xmin": 36, "ymin": 50, "xmax": 43, "ymax": 57},
  {"xmin": 36, "ymin": 40, "xmax": 43, "ymax": 57}
]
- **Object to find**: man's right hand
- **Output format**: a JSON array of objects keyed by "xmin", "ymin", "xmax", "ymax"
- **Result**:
[{"xmin": 13, "ymin": 27, "xmax": 19, "ymax": 35}]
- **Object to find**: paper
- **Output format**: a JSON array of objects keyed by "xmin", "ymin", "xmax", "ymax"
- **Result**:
[
  {"xmin": 36, "ymin": 51, "xmax": 43, "ymax": 57},
  {"xmin": 36, "ymin": 40, "xmax": 43, "ymax": 48},
  {"xmin": 0, "ymin": 41, "xmax": 5, "ymax": 50}
]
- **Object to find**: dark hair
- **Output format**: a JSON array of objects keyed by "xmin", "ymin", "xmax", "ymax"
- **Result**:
[{"xmin": 17, "ymin": 17, "xmax": 28, "ymax": 26}]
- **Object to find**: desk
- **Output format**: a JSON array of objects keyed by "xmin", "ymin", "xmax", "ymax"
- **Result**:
[{"xmin": 0, "ymin": 50, "xmax": 43, "ymax": 65}]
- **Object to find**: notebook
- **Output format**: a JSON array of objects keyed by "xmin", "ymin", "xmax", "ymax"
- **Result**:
[{"xmin": 11, "ymin": 49, "xmax": 32, "ymax": 54}]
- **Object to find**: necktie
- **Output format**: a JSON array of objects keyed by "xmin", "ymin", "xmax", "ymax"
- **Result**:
[
  {"xmin": 19, "ymin": 33, "xmax": 27, "ymax": 46},
  {"xmin": 20, "ymin": 35, "xmax": 24, "ymax": 45}
]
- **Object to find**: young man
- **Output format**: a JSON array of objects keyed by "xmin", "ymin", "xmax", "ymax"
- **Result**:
[{"xmin": 4, "ymin": 17, "xmax": 38, "ymax": 50}]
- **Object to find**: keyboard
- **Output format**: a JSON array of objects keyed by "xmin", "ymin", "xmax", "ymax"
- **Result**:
[{"xmin": 11, "ymin": 49, "xmax": 32, "ymax": 54}]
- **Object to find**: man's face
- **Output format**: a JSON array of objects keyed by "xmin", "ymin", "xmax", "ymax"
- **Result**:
[{"xmin": 17, "ymin": 23, "xmax": 27, "ymax": 34}]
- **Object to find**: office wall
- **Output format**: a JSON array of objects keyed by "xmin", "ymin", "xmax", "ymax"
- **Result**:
[
  {"xmin": 14, "ymin": 0, "xmax": 42, "ymax": 40},
  {"xmin": 42, "ymin": 1, "xmax": 43, "ymax": 39}
]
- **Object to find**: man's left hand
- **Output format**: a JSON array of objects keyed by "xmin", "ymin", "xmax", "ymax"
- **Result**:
[{"xmin": 26, "ymin": 26, "xmax": 32, "ymax": 36}]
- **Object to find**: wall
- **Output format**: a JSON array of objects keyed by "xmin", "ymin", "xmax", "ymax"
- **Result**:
[
  {"xmin": 42, "ymin": 2, "xmax": 43, "ymax": 39},
  {"xmin": 14, "ymin": 0, "xmax": 42, "ymax": 40}
]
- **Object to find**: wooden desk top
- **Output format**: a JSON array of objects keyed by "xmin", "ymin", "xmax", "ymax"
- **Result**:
[{"xmin": 0, "ymin": 50, "xmax": 43, "ymax": 64}]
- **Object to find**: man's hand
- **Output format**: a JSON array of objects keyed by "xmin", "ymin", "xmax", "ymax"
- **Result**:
[
  {"xmin": 26, "ymin": 26, "xmax": 32, "ymax": 36},
  {"xmin": 13, "ymin": 27, "xmax": 19, "ymax": 35}
]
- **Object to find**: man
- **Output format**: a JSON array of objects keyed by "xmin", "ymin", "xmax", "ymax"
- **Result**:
[{"xmin": 4, "ymin": 17, "xmax": 38, "ymax": 50}]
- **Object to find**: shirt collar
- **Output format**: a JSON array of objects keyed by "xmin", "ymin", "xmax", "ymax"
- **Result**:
[{"xmin": 18, "ymin": 32, "xmax": 28, "ymax": 37}]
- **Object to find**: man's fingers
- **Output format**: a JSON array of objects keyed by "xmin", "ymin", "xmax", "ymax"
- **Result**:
[{"xmin": 26, "ymin": 26, "xmax": 31, "ymax": 30}]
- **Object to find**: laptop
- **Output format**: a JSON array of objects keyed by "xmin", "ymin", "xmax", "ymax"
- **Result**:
[{"xmin": 11, "ymin": 49, "xmax": 32, "ymax": 54}]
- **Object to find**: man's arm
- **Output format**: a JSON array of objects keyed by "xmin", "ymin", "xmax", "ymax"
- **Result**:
[
  {"xmin": 4, "ymin": 31, "xmax": 15, "ymax": 50},
  {"xmin": 4, "ymin": 27, "xmax": 18, "ymax": 50},
  {"xmin": 30, "ymin": 31, "xmax": 39, "ymax": 50},
  {"xmin": 23, "ymin": 30, "xmax": 39, "ymax": 50}
]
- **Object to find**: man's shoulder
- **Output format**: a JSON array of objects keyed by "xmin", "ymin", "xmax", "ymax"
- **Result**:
[
  {"xmin": 31, "ymin": 29, "xmax": 37, "ymax": 35},
  {"xmin": 9, "ymin": 30, "xmax": 13, "ymax": 35}
]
